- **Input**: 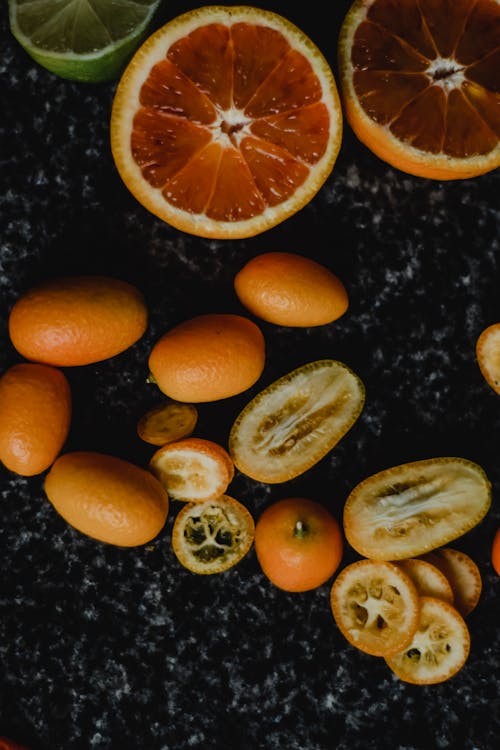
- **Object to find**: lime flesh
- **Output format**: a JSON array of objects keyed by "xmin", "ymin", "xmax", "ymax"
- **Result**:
[{"xmin": 9, "ymin": 0, "xmax": 161, "ymax": 82}]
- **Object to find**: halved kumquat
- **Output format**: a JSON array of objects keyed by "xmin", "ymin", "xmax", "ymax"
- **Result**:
[
  {"xmin": 149, "ymin": 437, "xmax": 234, "ymax": 502},
  {"xmin": 171, "ymin": 494, "xmax": 255, "ymax": 574}
]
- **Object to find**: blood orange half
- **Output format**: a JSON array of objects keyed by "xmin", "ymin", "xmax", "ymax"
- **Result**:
[
  {"xmin": 110, "ymin": 5, "xmax": 342, "ymax": 238},
  {"xmin": 339, "ymin": 0, "xmax": 500, "ymax": 179}
]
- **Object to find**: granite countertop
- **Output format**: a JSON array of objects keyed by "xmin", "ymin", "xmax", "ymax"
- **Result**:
[{"xmin": 1, "ymin": 2, "xmax": 499, "ymax": 749}]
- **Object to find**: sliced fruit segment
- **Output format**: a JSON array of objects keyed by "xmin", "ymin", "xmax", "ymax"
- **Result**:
[
  {"xmin": 150, "ymin": 437, "xmax": 234, "ymax": 503},
  {"xmin": 171, "ymin": 495, "xmax": 255, "ymax": 574},
  {"xmin": 395, "ymin": 558, "xmax": 454, "ymax": 604},
  {"xmin": 476, "ymin": 323, "xmax": 500, "ymax": 395},
  {"xmin": 111, "ymin": 5, "xmax": 342, "ymax": 238},
  {"xmin": 422, "ymin": 548, "xmax": 482, "ymax": 616},
  {"xmin": 9, "ymin": 0, "xmax": 161, "ymax": 82},
  {"xmin": 330, "ymin": 559, "xmax": 419, "ymax": 657},
  {"xmin": 343, "ymin": 458, "xmax": 491, "ymax": 560},
  {"xmin": 137, "ymin": 401, "xmax": 198, "ymax": 447},
  {"xmin": 338, "ymin": 0, "xmax": 500, "ymax": 178},
  {"xmin": 229, "ymin": 360, "xmax": 365, "ymax": 483},
  {"xmin": 385, "ymin": 597, "xmax": 470, "ymax": 685}
]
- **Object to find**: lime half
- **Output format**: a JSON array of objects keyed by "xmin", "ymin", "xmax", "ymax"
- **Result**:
[{"xmin": 9, "ymin": 0, "xmax": 162, "ymax": 83}]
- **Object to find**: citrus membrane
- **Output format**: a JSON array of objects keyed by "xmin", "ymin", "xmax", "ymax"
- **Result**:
[
  {"xmin": 171, "ymin": 495, "xmax": 255, "ymax": 574},
  {"xmin": 343, "ymin": 457, "xmax": 491, "ymax": 560},
  {"xmin": 229, "ymin": 359, "xmax": 365, "ymax": 483},
  {"xmin": 9, "ymin": 0, "xmax": 161, "ymax": 82},
  {"xmin": 110, "ymin": 5, "xmax": 342, "ymax": 238}
]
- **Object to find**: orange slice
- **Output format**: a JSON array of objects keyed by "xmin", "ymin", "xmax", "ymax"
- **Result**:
[
  {"xmin": 330, "ymin": 559, "xmax": 419, "ymax": 657},
  {"xmin": 385, "ymin": 597, "xmax": 470, "ymax": 684},
  {"xmin": 395, "ymin": 558, "xmax": 454, "ymax": 605},
  {"xmin": 338, "ymin": 0, "xmax": 500, "ymax": 179},
  {"xmin": 149, "ymin": 437, "xmax": 234, "ymax": 502},
  {"xmin": 137, "ymin": 400, "xmax": 198, "ymax": 446},
  {"xmin": 171, "ymin": 494, "xmax": 255, "ymax": 574},
  {"xmin": 476, "ymin": 323, "xmax": 500, "ymax": 394},
  {"xmin": 229, "ymin": 359, "xmax": 365, "ymax": 483},
  {"xmin": 110, "ymin": 5, "xmax": 342, "ymax": 238},
  {"xmin": 422, "ymin": 548, "xmax": 482, "ymax": 616},
  {"xmin": 343, "ymin": 457, "xmax": 491, "ymax": 560}
]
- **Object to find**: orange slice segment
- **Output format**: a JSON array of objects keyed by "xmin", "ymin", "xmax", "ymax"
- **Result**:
[
  {"xmin": 422, "ymin": 548, "xmax": 482, "ymax": 616},
  {"xmin": 338, "ymin": 0, "xmax": 500, "ymax": 179},
  {"xmin": 137, "ymin": 401, "xmax": 198, "ymax": 446},
  {"xmin": 171, "ymin": 495, "xmax": 255, "ymax": 574},
  {"xmin": 476, "ymin": 323, "xmax": 500, "ymax": 395},
  {"xmin": 343, "ymin": 457, "xmax": 491, "ymax": 560},
  {"xmin": 229, "ymin": 360, "xmax": 365, "ymax": 483},
  {"xmin": 110, "ymin": 6, "xmax": 342, "ymax": 238},
  {"xmin": 149, "ymin": 437, "xmax": 234, "ymax": 502},
  {"xmin": 330, "ymin": 559, "xmax": 419, "ymax": 657},
  {"xmin": 395, "ymin": 558, "xmax": 454, "ymax": 605},
  {"xmin": 385, "ymin": 597, "xmax": 470, "ymax": 684}
]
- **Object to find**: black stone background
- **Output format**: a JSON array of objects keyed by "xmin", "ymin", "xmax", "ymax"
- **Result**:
[{"xmin": 1, "ymin": 1, "xmax": 499, "ymax": 748}]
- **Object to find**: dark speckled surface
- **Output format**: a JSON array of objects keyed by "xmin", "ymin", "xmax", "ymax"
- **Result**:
[{"xmin": 1, "ymin": 2, "xmax": 500, "ymax": 749}]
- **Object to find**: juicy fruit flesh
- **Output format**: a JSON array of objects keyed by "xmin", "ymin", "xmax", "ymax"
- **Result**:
[
  {"xmin": 344, "ymin": 458, "xmax": 491, "ymax": 559},
  {"xmin": 183, "ymin": 505, "xmax": 246, "ymax": 564},
  {"xmin": 173, "ymin": 496, "xmax": 255, "ymax": 574},
  {"xmin": 352, "ymin": 0, "xmax": 500, "ymax": 157},
  {"xmin": 14, "ymin": 0, "xmax": 158, "ymax": 54},
  {"xmin": 132, "ymin": 21, "xmax": 331, "ymax": 222},
  {"xmin": 331, "ymin": 561, "xmax": 418, "ymax": 656},
  {"xmin": 229, "ymin": 360, "xmax": 365, "ymax": 483},
  {"xmin": 386, "ymin": 597, "xmax": 470, "ymax": 684}
]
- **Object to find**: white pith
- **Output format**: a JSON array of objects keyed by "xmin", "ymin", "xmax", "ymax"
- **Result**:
[{"xmin": 425, "ymin": 57, "xmax": 466, "ymax": 92}]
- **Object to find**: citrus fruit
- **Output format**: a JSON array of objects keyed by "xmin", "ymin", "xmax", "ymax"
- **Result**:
[
  {"xmin": 476, "ymin": 323, "xmax": 500, "ymax": 394},
  {"xmin": 229, "ymin": 359, "xmax": 365, "ymax": 483},
  {"xmin": 338, "ymin": 0, "xmax": 500, "ymax": 179},
  {"xmin": 137, "ymin": 400, "xmax": 198, "ymax": 446},
  {"xmin": 234, "ymin": 252, "xmax": 349, "ymax": 327},
  {"xmin": 492, "ymin": 528, "xmax": 500, "ymax": 575},
  {"xmin": 9, "ymin": 275, "xmax": 148, "ymax": 367},
  {"xmin": 395, "ymin": 558, "xmax": 454, "ymax": 605},
  {"xmin": 385, "ymin": 597, "xmax": 470, "ymax": 685},
  {"xmin": 148, "ymin": 313, "xmax": 265, "ymax": 403},
  {"xmin": 330, "ymin": 559, "xmax": 420, "ymax": 657},
  {"xmin": 149, "ymin": 437, "xmax": 234, "ymax": 503},
  {"xmin": 110, "ymin": 5, "xmax": 343, "ymax": 239},
  {"xmin": 254, "ymin": 497, "xmax": 343, "ymax": 592},
  {"xmin": 0, "ymin": 739, "xmax": 29, "ymax": 750},
  {"xmin": 8, "ymin": 0, "xmax": 161, "ymax": 83},
  {"xmin": 343, "ymin": 458, "xmax": 491, "ymax": 560},
  {"xmin": 171, "ymin": 494, "xmax": 255, "ymax": 574},
  {"xmin": 0, "ymin": 363, "xmax": 71, "ymax": 477},
  {"xmin": 422, "ymin": 548, "xmax": 482, "ymax": 616},
  {"xmin": 44, "ymin": 451, "xmax": 169, "ymax": 547}
]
